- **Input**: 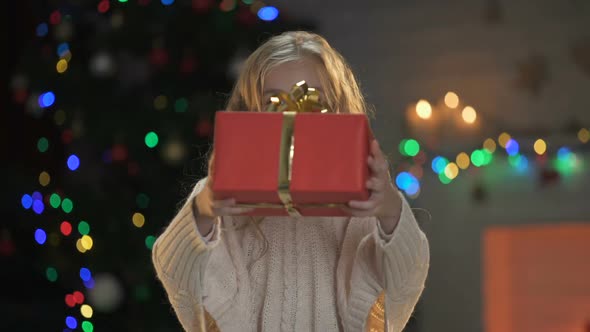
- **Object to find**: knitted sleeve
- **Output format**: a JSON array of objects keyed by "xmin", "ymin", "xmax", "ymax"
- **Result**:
[
  {"xmin": 336, "ymin": 191, "xmax": 430, "ymax": 332},
  {"xmin": 151, "ymin": 178, "xmax": 222, "ymax": 332}
]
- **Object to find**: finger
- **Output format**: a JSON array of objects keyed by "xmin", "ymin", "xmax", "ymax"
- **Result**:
[
  {"xmin": 366, "ymin": 177, "xmax": 385, "ymax": 192},
  {"xmin": 211, "ymin": 198, "xmax": 237, "ymax": 209},
  {"xmin": 224, "ymin": 207, "xmax": 255, "ymax": 216},
  {"xmin": 341, "ymin": 205, "xmax": 376, "ymax": 217},
  {"xmin": 348, "ymin": 199, "xmax": 378, "ymax": 210},
  {"xmin": 371, "ymin": 140, "xmax": 387, "ymax": 164},
  {"xmin": 368, "ymin": 151, "xmax": 389, "ymax": 177}
]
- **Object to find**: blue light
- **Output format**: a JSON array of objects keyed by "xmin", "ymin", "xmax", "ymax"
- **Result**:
[
  {"xmin": 32, "ymin": 191, "xmax": 43, "ymax": 201},
  {"xmin": 22, "ymin": 194, "xmax": 33, "ymax": 209},
  {"xmin": 406, "ymin": 181, "xmax": 420, "ymax": 195},
  {"xmin": 65, "ymin": 316, "xmax": 77, "ymax": 329},
  {"xmin": 516, "ymin": 155, "xmax": 528, "ymax": 172},
  {"xmin": 557, "ymin": 147, "xmax": 571, "ymax": 160},
  {"xmin": 84, "ymin": 277, "xmax": 95, "ymax": 289},
  {"xmin": 505, "ymin": 139, "xmax": 519, "ymax": 156},
  {"xmin": 257, "ymin": 6, "xmax": 279, "ymax": 21},
  {"xmin": 80, "ymin": 267, "xmax": 91, "ymax": 282},
  {"xmin": 39, "ymin": 92, "xmax": 56, "ymax": 108},
  {"xmin": 35, "ymin": 229, "xmax": 47, "ymax": 245},
  {"xmin": 33, "ymin": 199, "xmax": 45, "ymax": 214},
  {"xmin": 57, "ymin": 42, "xmax": 70, "ymax": 57},
  {"xmin": 161, "ymin": 0, "xmax": 175, "ymax": 5},
  {"xmin": 36, "ymin": 23, "xmax": 49, "ymax": 37},
  {"xmin": 431, "ymin": 156, "xmax": 448, "ymax": 174},
  {"xmin": 67, "ymin": 154, "xmax": 80, "ymax": 171},
  {"xmin": 395, "ymin": 172, "xmax": 413, "ymax": 190}
]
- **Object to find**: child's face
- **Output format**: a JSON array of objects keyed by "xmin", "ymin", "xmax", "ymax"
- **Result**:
[{"xmin": 263, "ymin": 58, "xmax": 324, "ymax": 103}]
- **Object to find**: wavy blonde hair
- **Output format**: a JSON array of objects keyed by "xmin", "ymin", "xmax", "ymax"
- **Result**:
[{"xmin": 226, "ymin": 30, "xmax": 371, "ymax": 115}]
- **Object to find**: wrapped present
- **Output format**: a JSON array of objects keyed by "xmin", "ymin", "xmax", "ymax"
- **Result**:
[{"xmin": 212, "ymin": 81, "xmax": 372, "ymax": 216}]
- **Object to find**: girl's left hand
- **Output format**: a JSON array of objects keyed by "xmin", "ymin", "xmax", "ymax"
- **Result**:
[{"xmin": 344, "ymin": 140, "xmax": 402, "ymax": 232}]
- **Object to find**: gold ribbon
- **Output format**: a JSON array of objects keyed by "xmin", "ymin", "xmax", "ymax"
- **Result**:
[{"xmin": 235, "ymin": 80, "xmax": 341, "ymax": 216}]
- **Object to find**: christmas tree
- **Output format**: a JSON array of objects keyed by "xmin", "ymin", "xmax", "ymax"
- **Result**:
[{"xmin": 3, "ymin": 1, "xmax": 312, "ymax": 330}]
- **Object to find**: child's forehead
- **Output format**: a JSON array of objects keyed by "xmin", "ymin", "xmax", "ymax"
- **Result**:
[{"xmin": 263, "ymin": 59, "xmax": 324, "ymax": 93}]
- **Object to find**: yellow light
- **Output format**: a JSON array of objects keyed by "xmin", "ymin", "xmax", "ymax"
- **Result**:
[
  {"xmin": 76, "ymin": 238, "xmax": 87, "ymax": 253},
  {"xmin": 81, "ymin": 304, "xmax": 93, "ymax": 318},
  {"xmin": 415, "ymin": 99, "xmax": 432, "ymax": 119},
  {"xmin": 39, "ymin": 171, "xmax": 51, "ymax": 187},
  {"xmin": 81, "ymin": 235, "xmax": 93, "ymax": 250},
  {"xmin": 462, "ymin": 106, "xmax": 477, "ymax": 124},
  {"xmin": 56, "ymin": 59, "xmax": 68, "ymax": 74},
  {"xmin": 578, "ymin": 128, "xmax": 590, "ymax": 143},
  {"xmin": 132, "ymin": 212, "xmax": 145, "ymax": 228},
  {"xmin": 483, "ymin": 138, "xmax": 497, "ymax": 153},
  {"xmin": 444, "ymin": 162, "xmax": 459, "ymax": 179},
  {"xmin": 444, "ymin": 92, "xmax": 459, "ymax": 108},
  {"xmin": 154, "ymin": 95, "xmax": 168, "ymax": 110},
  {"xmin": 498, "ymin": 132, "xmax": 511, "ymax": 148},
  {"xmin": 456, "ymin": 152, "xmax": 470, "ymax": 170},
  {"xmin": 534, "ymin": 139, "xmax": 547, "ymax": 155}
]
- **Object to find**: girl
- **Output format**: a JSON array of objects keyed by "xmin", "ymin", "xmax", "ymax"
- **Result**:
[{"xmin": 152, "ymin": 31, "xmax": 429, "ymax": 332}]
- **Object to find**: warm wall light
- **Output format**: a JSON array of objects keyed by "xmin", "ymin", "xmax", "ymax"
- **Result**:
[
  {"xmin": 534, "ymin": 139, "xmax": 547, "ymax": 155},
  {"xmin": 415, "ymin": 99, "xmax": 432, "ymax": 119},
  {"xmin": 462, "ymin": 106, "xmax": 477, "ymax": 124},
  {"xmin": 444, "ymin": 92, "xmax": 459, "ymax": 108}
]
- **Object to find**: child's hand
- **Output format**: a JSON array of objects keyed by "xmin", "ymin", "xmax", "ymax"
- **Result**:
[
  {"xmin": 344, "ymin": 140, "xmax": 402, "ymax": 225},
  {"xmin": 196, "ymin": 177, "xmax": 254, "ymax": 218}
]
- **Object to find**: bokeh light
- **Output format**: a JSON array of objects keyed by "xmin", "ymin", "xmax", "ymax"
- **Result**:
[
  {"xmin": 431, "ymin": 156, "xmax": 448, "ymax": 174},
  {"xmin": 444, "ymin": 92, "xmax": 459, "ymax": 108},
  {"xmin": 174, "ymin": 98, "xmax": 188, "ymax": 112},
  {"xmin": 456, "ymin": 152, "xmax": 470, "ymax": 170},
  {"xmin": 78, "ymin": 221, "xmax": 90, "ymax": 235},
  {"xmin": 471, "ymin": 150, "xmax": 484, "ymax": 167},
  {"xmin": 57, "ymin": 43, "xmax": 70, "ymax": 57},
  {"xmin": 132, "ymin": 212, "xmax": 145, "ymax": 228},
  {"xmin": 578, "ymin": 128, "xmax": 589, "ymax": 143},
  {"xmin": 98, "ymin": 0, "xmax": 110, "ymax": 13},
  {"xmin": 444, "ymin": 162, "xmax": 459, "ymax": 179},
  {"xmin": 46, "ymin": 267, "xmax": 58, "ymax": 282},
  {"xmin": 534, "ymin": 139, "xmax": 547, "ymax": 155},
  {"xmin": 65, "ymin": 294, "xmax": 76, "ymax": 307},
  {"xmin": 415, "ymin": 99, "xmax": 432, "ymax": 119},
  {"xmin": 438, "ymin": 172, "xmax": 452, "ymax": 184},
  {"xmin": 509, "ymin": 154, "xmax": 528, "ymax": 172},
  {"xmin": 56, "ymin": 59, "xmax": 68, "ymax": 74},
  {"xmin": 505, "ymin": 139, "xmax": 519, "ymax": 156},
  {"xmin": 21, "ymin": 194, "xmax": 33, "ymax": 209},
  {"xmin": 61, "ymin": 221, "xmax": 72, "ymax": 236},
  {"xmin": 145, "ymin": 235, "xmax": 156, "ymax": 250},
  {"xmin": 483, "ymin": 138, "xmax": 496, "ymax": 153},
  {"xmin": 65, "ymin": 316, "xmax": 77, "ymax": 329},
  {"xmin": 257, "ymin": 6, "xmax": 279, "ymax": 21},
  {"xmin": 37, "ymin": 137, "xmax": 49, "ymax": 152},
  {"xmin": 36, "ymin": 23, "xmax": 49, "ymax": 37},
  {"xmin": 145, "ymin": 131, "xmax": 159, "ymax": 148},
  {"xmin": 33, "ymin": 199, "xmax": 45, "ymax": 214},
  {"xmin": 80, "ymin": 267, "xmax": 92, "ymax": 281},
  {"xmin": 161, "ymin": 0, "xmax": 175, "ymax": 5},
  {"xmin": 461, "ymin": 106, "xmax": 477, "ymax": 124},
  {"xmin": 498, "ymin": 132, "xmax": 511, "ymax": 148},
  {"xmin": 481, "ymin": 149, "xmax": 493, "ymax": 166},
  {"xmin": 38, "ymin": 92, "xmax": 56, "ymax": 108},
  {"xmin": 76, "ymin": 238, "xmax": 87, "ymax": 253},
  {"xmin": 62, "ymin": 198, "xmax": 73, "ymax": 213},
  {"xmin": 50, "ymin": 193, "xmax": 61, "ymax": 208},
  {"xmin": 81, "ymin": 304, "xmax": 93, "ymax": 318},
  {"xmin": 39, "ymin": 171, "xmax": 51, "ymax": 186},
  {"xmin": 81, "ymin": 321, "xmax": 94, "ymax": 332},
  {"xmin": 81, "ymin": 235, "xmax": 93, "ymax": 250},
  {"xmin": 153, "ymin": 95, "xmax": 168, "ymax": 110},
  {"xmin": 83, "ymin": 278, "xmax": 95, "ymax": 289},
  {"xmin": 73, "ymin": 291, "xmax": 85, "ymax": 304},
  {"xmin": 35, "ymin": 229, "xmax": 47, "ymax": 245},
  {"xmin": 67, "ymin": 154, "xmax": 80, "ymax": 171},
  {"xmin": 399, "ymin": 139, "xmax": 420, "ymax": 157},
  {"xmin": 136, "ymin": 193, "xmax": 150, "ymax": 208}
]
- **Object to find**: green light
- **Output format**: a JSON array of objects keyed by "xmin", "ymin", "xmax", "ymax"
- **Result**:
[
  {"xmin": 508, "ymin": 154, "xmax": 520, "ymax": 167},
  {"xmin": 403, "ymin": 139, "xmax": 420, "ymax": 157},
  {"xmin": 49, "ymin": 193, "xmax": 61, "ymax": 208},
  {"xmin": 242, "ymin": 0, "xmax": 254, "ymax": 4},
  {"xmin": 438, "ymin": 172, "xmax": 452, "ymax": 184},
  {"xmin": 174, "ymin": 98, "xmax": 188, "ymax": 113},
  {"xmin": 482, "ymin": 149, "xmax": 493, "ymax": 166},
  {"xmin": 145, "ymin": 131, "xmax": 159, "ymax": 148},
  {"xmin": 46, "ymin": 267, "xmax": 58, "ymax": 282},
  {"xmin": 61, "ymin": 198, "xmax": 73, "ymax": 213},
  {"xmin": 78, "ymin": 221, "xmax": 90, "ymax": 235},
  {"xmin": 145, "ymin": 235, "xmax": 156, "ymax": 250},
  {"xmin": 471, "ymin": 150, "xmax": 484, "ymax": 167},
  {"xmin": 398, "ymin": 139, "xmax": 408, "ymax": 156},
  {"xmin": 82, "ymin": 321, "xmax": 94, "ymax": 332},
  {"xmin": 136, "ymin": 193, "xmax": 150, "ymax": 209},
  {"xmin": 118, "ymin": 0, "xmax": 128, "ymax": 2},
  {"xmin": 37, "ymin": 137, "xmax": 49, "ymax": 153}
]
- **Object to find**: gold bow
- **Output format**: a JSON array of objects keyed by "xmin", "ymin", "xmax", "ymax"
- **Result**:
[{"xmin": 265, "ymin": 80, "xmax": 328, "ymax": 114}]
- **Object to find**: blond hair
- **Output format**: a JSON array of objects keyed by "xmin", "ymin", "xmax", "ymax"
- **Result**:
[{"xmin": 226, "ymin": 31, "xmax": 371, "ymax": 115}]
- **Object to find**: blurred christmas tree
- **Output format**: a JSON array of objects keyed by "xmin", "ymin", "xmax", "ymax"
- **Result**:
[{"xmin": 2, "ymin": 0, "xmax": 312, "ymax": 330}]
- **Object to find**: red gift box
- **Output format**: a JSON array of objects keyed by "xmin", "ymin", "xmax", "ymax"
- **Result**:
[{"xmin": 212, "ymin": 111, "xmax": 372, "ymax": 216}]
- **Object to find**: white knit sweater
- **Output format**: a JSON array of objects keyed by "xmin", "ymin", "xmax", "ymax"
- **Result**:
[{"xmin": 152, "ymin": 178, "xmax": 429, "ymax": 331}]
